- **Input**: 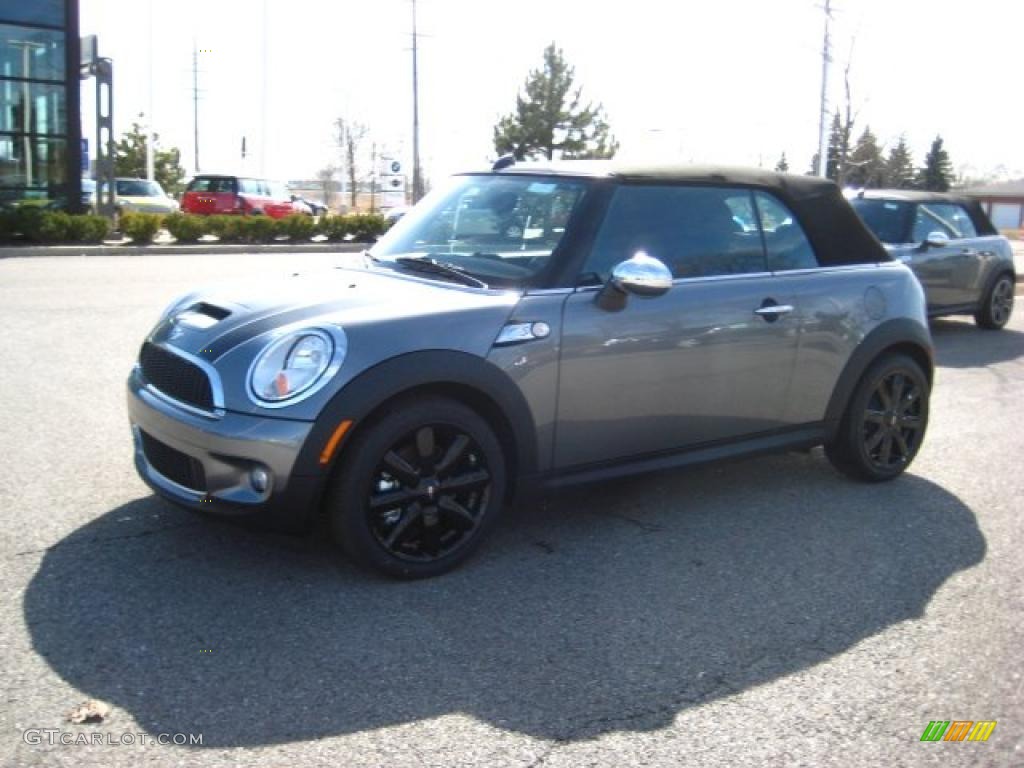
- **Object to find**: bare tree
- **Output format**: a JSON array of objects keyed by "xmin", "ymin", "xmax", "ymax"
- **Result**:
[
  {"xmin": 334, "ymin": 118, "xmax": 368, "ymax": 209},
  {"xmin": 315, "ymin": 165, "xmax": 337, "ymax": 209}
]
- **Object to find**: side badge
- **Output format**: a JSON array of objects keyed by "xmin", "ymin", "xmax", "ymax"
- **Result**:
[{"xmin": 494, "ymin": 322, "xmax": 551, "ymax": 346}]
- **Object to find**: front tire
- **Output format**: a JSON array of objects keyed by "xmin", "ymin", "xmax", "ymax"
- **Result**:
[
  {"xmin": 326, "ymin": 397, "xmax": 507, "ymax": 579},
  {"xmin": 974, "ymin": 273, "xmax": 1015, "ymax": 330},
  {"xmin": 825, "ymin": 354, "xmax": 929, "ymax": 482}
]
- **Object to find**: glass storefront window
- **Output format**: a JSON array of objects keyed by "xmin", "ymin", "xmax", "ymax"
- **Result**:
[
  {"xmin": 0, "ymin": 25, "xmax": 64, "ymax": 82},
  {"xmin": 0, "ymin": 79, "xmax": 65, "ymax": 134},
  {"xmin": 0, "ymin": 2, "xmax": 65, "ymax": 28},
  {"xmin": 0, "ymin": 134, "xmax": 66, "ymax": 190}
]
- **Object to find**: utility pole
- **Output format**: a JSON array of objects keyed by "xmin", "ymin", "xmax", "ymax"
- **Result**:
[
  {"xmin": 260, "ymin": 0, "xmax": 268, "ymax": 177},
  {"xmin": 411, "ymin": 0, "xmax": 423, "ymax": 203},
  {"xmin": 192, "ymin": 39, "xmax": 200, "ymax": 173},
  {"xmin": 145, "ymin": 0, "xmax": 155, "ymax": 181},
  {"xmin": 370, "ymin": 141, "xmax": 377, "ymax": 213},
  {"xmin": 815, "ymin": 0, "xmax": 832, "ymax": 178}
]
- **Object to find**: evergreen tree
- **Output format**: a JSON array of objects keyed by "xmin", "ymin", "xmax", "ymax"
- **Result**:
[
  {"xmin": 113, "ymin": 121, "xmax": 187, "ymax": 195},
  {"xmin": 825, "ymin": 111, "xmax": 851, "ymax": 184},
  {"xmin": 884, "ymin": 136, "xmax": 915, "ymax": 189},
  {"xmin": 845, "ymin": 126, "xmax": 885, "ymax": 188},
  {"xmin": 493, "ymin": 43, "xmax": 618, "ymax": 161},
  {"xmin": 917, "ymin": 135, "xmax": 954, "ymax": 192},
  {"xmin": 774, "ymin": 152, "xmax": 789, "ymax": 173}
]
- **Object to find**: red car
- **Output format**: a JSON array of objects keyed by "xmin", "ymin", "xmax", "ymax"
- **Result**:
[{"xmin": 181, "ymin": 175, "xmax": 305, "ymax": 219}]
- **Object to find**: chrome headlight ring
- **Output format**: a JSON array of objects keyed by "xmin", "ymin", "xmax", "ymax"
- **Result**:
[{"xmin": 246, "ymin": 325, "xmax": 348, "ymax": 408}]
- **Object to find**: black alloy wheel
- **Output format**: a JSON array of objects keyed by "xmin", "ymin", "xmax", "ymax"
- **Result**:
[
  {"xmin": 328, "ymin": 397, "xmax": 506, "ymax": 578},
  {"xmin": 826, "ymin": 353, "xmax": 930, "ymax": 482},
  {"xmin": 860, "ymin": 371, "xmax": 925, "ymax": 472},
  {"xmin": 367, "ymin": 424, "xmax": 491, "ymax": 562},
  {"xmin": 975, "ymin": 274, "xmax": 1015, "ymax": 330}
]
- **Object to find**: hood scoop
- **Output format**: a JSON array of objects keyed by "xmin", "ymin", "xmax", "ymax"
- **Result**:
[{"xmin": 174, "ymin": 302, "xmax": 232, "ymax": 330}]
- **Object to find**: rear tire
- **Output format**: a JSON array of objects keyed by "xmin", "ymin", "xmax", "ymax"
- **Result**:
[
  {"xmin": 974, "ymin": 273, "xmax": 1015, "ymax": 330},
  {"xmin": 825, "ymin": 354, "xmax": 929, "ymax": 482},
  {"xmin": 326, "ymin": 397, "xmax": 507, "ymax": 579}
]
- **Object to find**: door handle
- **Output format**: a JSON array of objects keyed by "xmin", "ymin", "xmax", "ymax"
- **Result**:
[{"xmin": 754, "ymin": 304, "xmax": 794, "ymax": 318}]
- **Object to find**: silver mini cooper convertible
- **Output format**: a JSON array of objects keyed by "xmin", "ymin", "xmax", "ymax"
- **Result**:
[{"xmin": 128, "ymin": 161, "xmax": 934, "ymax": 578}]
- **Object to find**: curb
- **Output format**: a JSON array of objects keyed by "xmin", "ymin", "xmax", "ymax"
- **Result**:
[{"xmin": 0, "ymin": 242, "xmax": 367, "ymax": 259}]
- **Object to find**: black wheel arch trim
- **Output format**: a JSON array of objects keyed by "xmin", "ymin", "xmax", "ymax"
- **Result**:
[
  {"xmin": 292, "ymin": 349, "xmax": 539, "ymax": 496},
  {"xmin": 824, "ymin": 318, "xmax": 933, "ymax": 440}
]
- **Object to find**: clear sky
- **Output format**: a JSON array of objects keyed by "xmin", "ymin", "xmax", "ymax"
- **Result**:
[{"xmin": 79, "ymin": 0, "xmax": 1023, "ymax": 185}]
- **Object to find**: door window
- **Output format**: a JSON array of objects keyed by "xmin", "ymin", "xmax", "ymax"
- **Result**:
[
  {"xmin": 583, "ymin": 185, "xmax": 767, "ymax": 282},
  {"xmin": 754, "ymin": 192, "xmax": 819, "ymax": 271},
  {"xmin": 912, "ymin": 203, "xmax": 974, "ymax": 241}
]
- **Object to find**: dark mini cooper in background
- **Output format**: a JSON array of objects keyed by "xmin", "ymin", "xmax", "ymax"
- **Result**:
[
  {"xmin": 128, "ymin": 161, "xmax": 934, "ymax": 578},
  {"xmin": 850, "ymin": 190, "xmax": 1015, "ymax": 329}
]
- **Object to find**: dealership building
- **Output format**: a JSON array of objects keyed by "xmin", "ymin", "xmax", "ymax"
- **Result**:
[{"xmin": 0, "ymin": 0, "xmax": 81, "ymax": 209}]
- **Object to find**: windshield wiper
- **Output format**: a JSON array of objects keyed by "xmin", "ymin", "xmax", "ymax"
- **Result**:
[{"xmin": 393, "ymin": 256, "xmax": 488, "ymax": 288}]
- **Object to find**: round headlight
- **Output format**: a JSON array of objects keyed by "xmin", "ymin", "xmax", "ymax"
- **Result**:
[{"xmin": 249, "ymin": 329, "xmax": 336, "ymax": 403}]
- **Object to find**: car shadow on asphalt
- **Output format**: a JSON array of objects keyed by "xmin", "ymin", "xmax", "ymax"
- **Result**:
[
  {"xmin": 930, "ymin": 318, "xmax": 1024, "ymax": 368},
  {"xmin": 24, "ymin": 451, "xmax": 983, "ymax": 748}
]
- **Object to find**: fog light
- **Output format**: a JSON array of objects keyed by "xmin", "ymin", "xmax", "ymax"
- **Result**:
[{"xmin": 250, "ymin": 466, "xmax": 270, "ymax": 493}]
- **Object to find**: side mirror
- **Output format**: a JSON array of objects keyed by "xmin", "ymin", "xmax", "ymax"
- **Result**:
[
  {"xmin": 610, "ymin": 251, "xmax": 673, "ymax": 297},
  {"xmin": 923, "ymin": 231, "xmax": 950, "ymax": 249}
]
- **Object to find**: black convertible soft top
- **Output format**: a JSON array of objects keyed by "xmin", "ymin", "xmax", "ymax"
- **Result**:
[
  {"xmin": 484, "ymin": 161, "xmax": 891, "ymax": 267},
  {"xmin": 857, "ymin": 189, "xmax": 998, "ymax": 238}
]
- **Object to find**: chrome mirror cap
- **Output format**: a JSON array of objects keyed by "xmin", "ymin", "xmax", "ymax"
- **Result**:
[
  {"xmin": 610, "ymin": 251, "xmax": 673, "ymax": 298},
  {"xmin": 924, "ymin": 231, "xmax": 950, "ymax": 248}
]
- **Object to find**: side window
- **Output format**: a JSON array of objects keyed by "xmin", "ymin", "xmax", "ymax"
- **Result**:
[
  {"xmin": 754, "ymin": 192, "xmax": 819, "ymax": 271},
  {"xmin": 912, "ymin": 203, "xmax": 975, "ymax": 241},
  {"xmin": 238, "ymin": 179, "xmax": 259, "ymax": 195},
  {"xmin": 950, "ymin": 205, "xmax": 977, "ymax": 238},
  {"xmin": 583, "ymin": 185, "xmax": 767, "ymax": 282}
]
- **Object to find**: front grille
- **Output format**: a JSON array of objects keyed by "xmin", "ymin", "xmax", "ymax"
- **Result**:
[
  {"xmin": 139, "ymin": 342, "xmax": 214, "ymax": 412},
  {"xmin": 139, "ymin": 430, "xmax": 207, "ymax": 492}
]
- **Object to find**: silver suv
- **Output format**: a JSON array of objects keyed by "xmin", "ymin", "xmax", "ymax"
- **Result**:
[{"xmin": 128, "ymin": 162, "xmax": 934, "ymax": 578}]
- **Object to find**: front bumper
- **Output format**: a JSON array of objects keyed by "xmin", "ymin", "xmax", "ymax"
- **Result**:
[{"xmin": 126, "ymin": 367, "xmax": 319, "ymax": 530}]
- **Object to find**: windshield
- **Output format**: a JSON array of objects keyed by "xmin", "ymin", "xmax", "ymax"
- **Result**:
[
  {"xmin": 116, "ymin": 179, "xmax": 164, "ymax": 197},
  {"xmin": 850, "ymin": 198, "xmax": 913, "ymax": 244},
  {"xmin": 370, "ymin": 174, "xmax": 589, "ymax": 287}
]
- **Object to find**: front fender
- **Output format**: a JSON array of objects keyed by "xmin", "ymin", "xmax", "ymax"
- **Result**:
[{"xmin": 291, "ymin": 349, "xmax": 540, "ymax": 499}]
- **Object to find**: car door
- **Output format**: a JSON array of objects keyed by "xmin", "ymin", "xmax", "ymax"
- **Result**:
[
  {"xmin": 908, "ymin": 201, "xmax": 980, "ymax": 310},
  {"xmin": 554, "ymin": 184, "xmax": 802, "ymax": 469}
]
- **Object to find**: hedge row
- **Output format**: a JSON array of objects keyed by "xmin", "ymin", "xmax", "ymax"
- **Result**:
[
  {"xmin": 0, "ymin": 208, "xmax": 390, "ymax": 246},
  {"xmin": 0, "ymin": 207, "xmax": 110, "ymax": 244},
  {"xmin": 146, "ymin": 212, "xmax": 390, "ymax": 245}
]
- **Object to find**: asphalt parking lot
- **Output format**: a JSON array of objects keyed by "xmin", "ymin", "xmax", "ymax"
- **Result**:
[{"xmin": 1, "ymin": 252, "xmax": 1021, "ymax": 767}]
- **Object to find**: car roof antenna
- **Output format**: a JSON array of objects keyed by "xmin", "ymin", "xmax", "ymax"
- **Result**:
[{"xmin": 492, "ymin": 154, "xmax": 516, "ymax": 171}]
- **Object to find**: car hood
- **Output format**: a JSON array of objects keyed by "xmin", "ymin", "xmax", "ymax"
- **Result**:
[
  {"xmin": 152, "ymin": 263, "xmax": 520, "ymax": 355},
  {"xmin": 120, "ymin": 195, "xmax": 177, "ymax": 210},
  {"xmin": 145, "ymin": 263, "xmax": 522, "ymax": 417}
]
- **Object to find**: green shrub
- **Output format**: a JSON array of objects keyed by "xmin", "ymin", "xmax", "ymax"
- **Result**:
[
  {"xmin": 164, "ymin": 212, "xmax": 206, "ymax": 243},
  {"xmin": 120, "ymin": 212, "xmax": 162, "ymax": 244},
  {"xmin": 0, "ymin": 209, "xmax": 14, "ymax": 242},
  {"xmin": 203, "ymin": 215, "xmax": 236, "ymax": 241},
  {"xmin": 35, "ymin": 211, "xmax": 72, "ymax": 243},
  {"xmin": 241, "ymin": 215, "xmax": 277, "ymax": 243},
  {"xmin": 11, "ymin": 206, "xmax": 46, "ymax": 241},
  {"xmin": 67, "ymin": 214, "xmax": 110, "ymax": 243},
  {"xmin": 318, "ymin": 214, "xmax": 349, "ymax": 241},
  {"xmin": 276, "ymin": 213, "xmax": 315, "ymax": 241},
  {"xmin": 350, "ymin": 212, "xmax": 388, "ymax": 242}
]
